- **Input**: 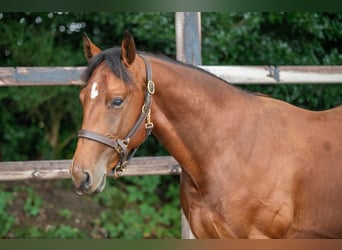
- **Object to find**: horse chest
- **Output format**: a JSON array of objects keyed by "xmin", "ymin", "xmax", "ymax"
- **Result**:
[
  {"xmin": 180, "ymin": 171, "xmax": 296, "ymax": 238},
  {"xmin": 181, "ymin": 192, "xmax": 230, "ymax": 238},
  {"xmin": 180, "ymin": 176, "xmax": 246, "ymax": 238}
]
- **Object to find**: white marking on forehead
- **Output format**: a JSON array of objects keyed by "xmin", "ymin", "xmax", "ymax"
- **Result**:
[{"xmin": 90, "ymin": 82, "xmax": 99, "ymax": 99}]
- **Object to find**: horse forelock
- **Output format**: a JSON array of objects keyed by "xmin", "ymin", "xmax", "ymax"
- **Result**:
[{"xmin": 81, "ymin": 47, "xmax": 133, "ymax": 87}]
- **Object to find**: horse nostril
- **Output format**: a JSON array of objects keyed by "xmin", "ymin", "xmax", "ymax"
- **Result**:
[{"xmin": 83, "ymin": 171, "xmax": 92, "ymax": 188}]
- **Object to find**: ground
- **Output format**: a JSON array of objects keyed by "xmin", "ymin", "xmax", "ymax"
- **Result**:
[
  {"xmin": 3, "ymin": 179, "xmax": 107, "ymax": 238},
  {"xmin": 1, "ymin": 176, "xmax": 181, "ymax": 239}
]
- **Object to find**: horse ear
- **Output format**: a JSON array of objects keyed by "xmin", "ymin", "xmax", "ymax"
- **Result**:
[
  {"xmin": 121, "ymin": 31, "xmax": 136, "ymax": 66},
  {"xmin": 83, "ymin": 33, "xmax": 102, "ymax": 61}
]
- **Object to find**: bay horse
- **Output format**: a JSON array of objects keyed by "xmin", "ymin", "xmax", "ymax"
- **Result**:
[{"xmin": 70, "ymin": 31, "xmax": 342, "ymax": 238}]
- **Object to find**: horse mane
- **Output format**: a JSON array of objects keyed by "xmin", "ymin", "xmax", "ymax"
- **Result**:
[
  {"xmin": 140, "ymin": 51, "xmax": 233, "ymax": 85},
  {"xmin": 82, "ymin": 47, "xmax": 232, "ymax": 88},
  {"xmin": 82, "ymin": 48, "xmax": 266, "ymax": 98},
  {"xmin": 139, "ymin": 52, "xmax": 264, "ymax": 97}
]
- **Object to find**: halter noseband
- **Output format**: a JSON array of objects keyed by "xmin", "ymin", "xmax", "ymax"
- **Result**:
[{"xmin": 77, "ymin": 55, "xmax": 155, "ymax": 178}]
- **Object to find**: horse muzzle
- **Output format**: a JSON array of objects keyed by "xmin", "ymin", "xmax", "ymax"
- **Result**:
[{"xmin": 70, "ymin": 161, "xmax": 107, "ymax": 195}]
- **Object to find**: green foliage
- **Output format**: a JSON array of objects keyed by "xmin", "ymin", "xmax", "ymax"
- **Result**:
[
  {"xmin": 0, "ymin": 188, "xmax": 15, "ymax": 237},
  {"xmin": 0, "ymin": 86, "xmax": 81, "ymax": 160},
  {"xmin": 44, "ymin": 225, "xmax": 87, "ymax": 239},
  {"xmin": 202, "ymin": 12, "xmax": 342, "ymax": 65},
  {"xmin": 92, "ymin": 176, "xmax": 181, "ymax": 239},
  {"xmin": 23, "ymin": 187, "xmax": 42, "ymax": 217},
  {"xmin": 17, "ymin": 225, "xmax": 87, "ymax": 239},
  {"xmin": 58, "ymin": 209, "xmax": 72, "ymax": 220}
]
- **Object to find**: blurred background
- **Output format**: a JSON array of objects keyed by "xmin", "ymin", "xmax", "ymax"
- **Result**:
[{"xmin": 0, "ymin": 12, "xmax": 341, "ymax": 238}]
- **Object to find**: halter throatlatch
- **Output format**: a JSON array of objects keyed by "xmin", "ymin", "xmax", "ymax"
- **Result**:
[{"xmin": 77, "ymin": 55, "xmax": 155, "ymax": 178}]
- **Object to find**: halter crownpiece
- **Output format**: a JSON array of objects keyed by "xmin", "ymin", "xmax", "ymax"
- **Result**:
[{"xmin": 77, "ymin": 55, "xmax": 155, "ymax": 178}]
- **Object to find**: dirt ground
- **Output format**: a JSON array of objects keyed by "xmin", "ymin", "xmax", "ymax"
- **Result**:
[{"xmin": 3, "ymin": 179, "xmax": 107, "ymax": 238}]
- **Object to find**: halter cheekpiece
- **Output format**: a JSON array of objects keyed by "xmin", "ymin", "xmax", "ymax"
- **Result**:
[{"xmin": 77, "ymin": 55, "xmax": 155, "ymax": 178}]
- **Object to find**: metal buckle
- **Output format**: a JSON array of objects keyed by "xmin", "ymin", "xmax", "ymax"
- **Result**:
[
  {"xmin": 114, "ymin": 139, "xmax": 128, "ymax": 154},
  {"xmin": 147, "ymin": 80, "xmax": 155, "ymax": 95},
  {"xmin": 145, "ymin": 108, "xmax": 153, "ymax": 130},
  {"xmin": 113, "ymin": 161, "xmax": 128, "ymax": 178},
  {"xmin": 114, "ymin": 145, "xmax": 123, "ymax": 154},
  {"xmin": 122, "ymin": 138, "xmax": 130, "ymax": 146},
  {"xmin": 141, "ymin": 104, "xmax": 148, "ymax": 114},
  {"xmin": 145, "ymin": 122, "xmax": 154, "ymax": 130}
]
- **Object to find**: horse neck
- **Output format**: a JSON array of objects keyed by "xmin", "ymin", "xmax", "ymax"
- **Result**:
[{"xmin": 148, "ymin": 56, "xmax": 254, "ymax": 184}]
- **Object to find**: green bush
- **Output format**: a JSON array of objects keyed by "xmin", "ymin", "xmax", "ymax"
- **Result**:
[{"xmin": 92, "ymin": 176, "xmax": 181, "ymax": 239}]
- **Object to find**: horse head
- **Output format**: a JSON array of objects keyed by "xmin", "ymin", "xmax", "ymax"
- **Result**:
[{"xmin": 70, "ymin": 32, "xmax": 154, "ymax": 195}]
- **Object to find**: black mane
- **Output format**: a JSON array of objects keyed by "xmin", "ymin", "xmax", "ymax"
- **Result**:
[{"xmin": 82, "ymin": 47, "xmax": 133, "ymax": 85}]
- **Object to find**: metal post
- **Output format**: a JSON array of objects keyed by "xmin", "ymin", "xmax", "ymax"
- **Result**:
[{"xmin": 175, "ymin": 12, "xmax": 202, "ymax": 239}]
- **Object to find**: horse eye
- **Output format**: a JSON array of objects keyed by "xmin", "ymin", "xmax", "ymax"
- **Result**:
[{"xmin": 110, "ymin": 98, "xmax": 124, "ymax": 107}]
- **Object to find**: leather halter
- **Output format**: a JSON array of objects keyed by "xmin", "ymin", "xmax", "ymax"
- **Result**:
[{"xmin": 77, "ymin": 55, "xmax": 155, "ymax": 178}]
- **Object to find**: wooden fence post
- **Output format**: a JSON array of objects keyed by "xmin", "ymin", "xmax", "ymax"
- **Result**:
[
  {"xmin": 175, "ymin": 12, "xmax": 202, "ymax": 65},
  {"xmin": 176, "ymin": 11, "xmax": 201, "ymax": 239}
]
